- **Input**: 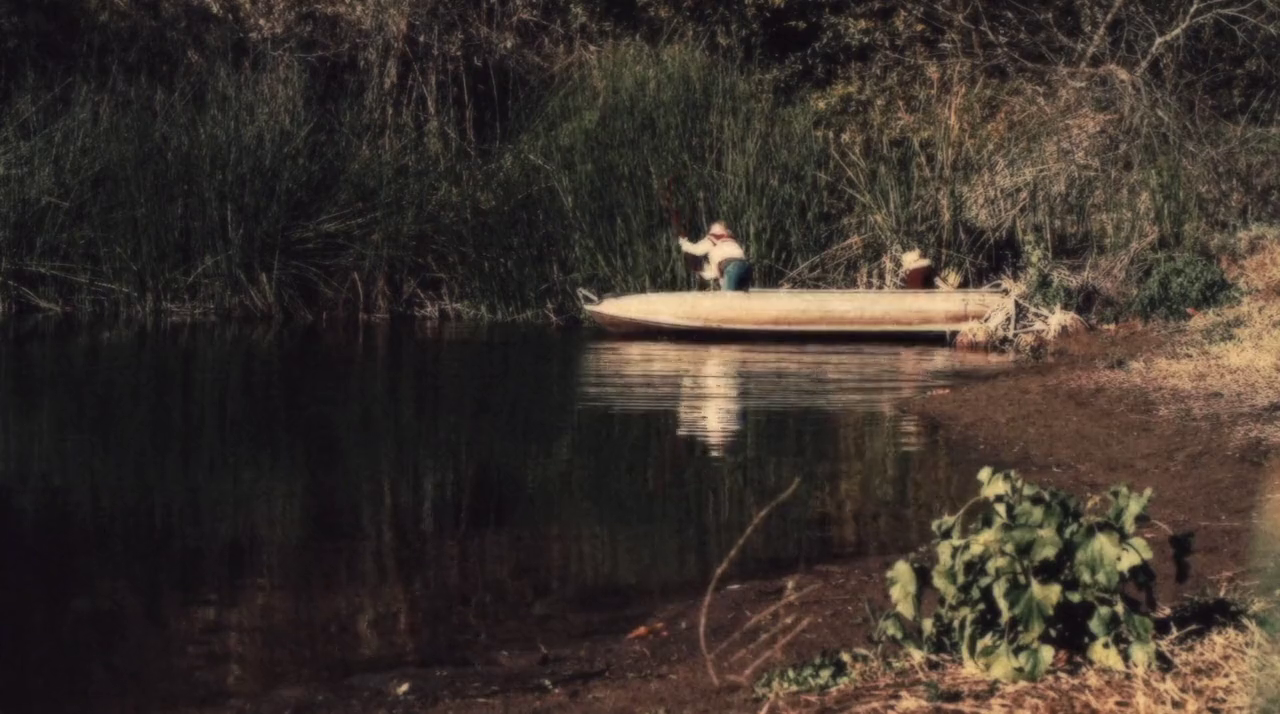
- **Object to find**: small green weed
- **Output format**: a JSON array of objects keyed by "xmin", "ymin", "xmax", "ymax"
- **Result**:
[{"xmin": 753, "ymin": 649, "xmax": 872, "ymax": 698}]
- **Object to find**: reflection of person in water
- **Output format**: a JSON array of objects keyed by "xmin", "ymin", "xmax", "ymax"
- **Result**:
[{"xmin": 675, "ymin": 355, "xmax": 744, "ymax": 457}]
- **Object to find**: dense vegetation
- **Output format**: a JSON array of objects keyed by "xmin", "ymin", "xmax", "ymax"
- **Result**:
[{"xmin": 2, "ymin": 0, "xmax": 1278, "ymax": 320}]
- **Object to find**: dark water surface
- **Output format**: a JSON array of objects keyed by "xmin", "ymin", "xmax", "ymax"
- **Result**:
[{"xmin": 0, "ymin": 320, "xmax": 1006, "ymax": 712}]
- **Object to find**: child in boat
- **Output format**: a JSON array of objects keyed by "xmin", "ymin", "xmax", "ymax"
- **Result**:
[{"xmin": 679, "ymin": 221, "xmax": 753, "ymax": 291}]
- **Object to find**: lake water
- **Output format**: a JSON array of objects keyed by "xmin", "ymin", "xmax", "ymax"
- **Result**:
[{"xmin": 0, "ymin": 320, "xmax": 1006, "ymax": 712}]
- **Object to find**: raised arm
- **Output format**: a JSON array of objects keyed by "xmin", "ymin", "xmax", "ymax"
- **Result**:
[{"xmin": 679, "ymin": 235, "xmax": 713, "ymax": 256}]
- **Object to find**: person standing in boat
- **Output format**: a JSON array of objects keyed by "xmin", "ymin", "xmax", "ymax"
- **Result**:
[{"xmin": 678, "ymin": 221, "xmax": 753, "ymax": 291}]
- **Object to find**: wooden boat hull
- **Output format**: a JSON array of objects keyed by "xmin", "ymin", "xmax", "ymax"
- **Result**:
[{"xmin": 583, "ymin": 289, "xmax": 1011, "ymax": 336}]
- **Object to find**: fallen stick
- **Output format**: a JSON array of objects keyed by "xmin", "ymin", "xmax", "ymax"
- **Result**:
[
  {"xmin": 700, "ymin": 477, "xmax": 803, "ymax": 687},
  {"xmin": 715, "ymin": 583, "xmax": 823, "ymax": 660}
]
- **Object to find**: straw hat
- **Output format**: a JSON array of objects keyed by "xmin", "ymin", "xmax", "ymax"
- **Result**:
[{"xmin": 901, "ymin": 249, "xmax": 932, "ymax": 271}]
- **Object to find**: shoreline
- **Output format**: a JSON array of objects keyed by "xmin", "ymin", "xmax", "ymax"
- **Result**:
[{"xmin": 161, "ymin": 320, "xmax": 1278, "ymax": 714}]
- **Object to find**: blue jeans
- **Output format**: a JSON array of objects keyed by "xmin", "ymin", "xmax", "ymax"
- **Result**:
[{"xmin": 721, "ymin": 259, "xmax": 753, "ymax": 291}]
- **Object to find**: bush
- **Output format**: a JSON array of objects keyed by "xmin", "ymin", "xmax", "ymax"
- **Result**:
[
  {"xmin": 1131, "ymin": 253, "xmax": 1238, "ymax": 322},
  {"xmin": 876, "ymin": 468, "xmax": 1160, "ymax": 682}
]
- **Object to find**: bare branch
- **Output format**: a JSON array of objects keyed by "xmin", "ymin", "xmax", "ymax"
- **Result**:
[
  {"xmin": 698, "ymin": 477, "xmax": 802, "ymax": 687},
  {"xmin": 1079, "ymin": 0, "xmax": 1128, "ymax": 68},
  {"xmin": 1135, "ymin": 0, "xmax": 1265, "ymax": 76}
]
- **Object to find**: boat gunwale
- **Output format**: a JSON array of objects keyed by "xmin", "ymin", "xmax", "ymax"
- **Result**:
[
  {"xmin": 593, "ymin": 288, "xmax": 1008, "ymax": 299},
  {"xmin": 582, "ymin": 312, "xmax": 976, "ymax": 333},
  {"xmin": 582, "ymin": 288, "xmax": 1013, "ymax": 336}
]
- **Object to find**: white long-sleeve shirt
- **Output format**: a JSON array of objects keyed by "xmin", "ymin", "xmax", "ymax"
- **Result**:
[{"xmin": 680, "ymin": 236, "xmax": 746, "ymax": 282}]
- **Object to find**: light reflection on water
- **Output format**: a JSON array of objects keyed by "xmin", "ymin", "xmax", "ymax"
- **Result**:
[{"xmin": 579, "ymin": 340, "xmax": 1006, "ymax": 455}]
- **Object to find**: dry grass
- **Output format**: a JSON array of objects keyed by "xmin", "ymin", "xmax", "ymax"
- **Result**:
[
  {"xmin": 763, "ymin": 597, "xmax": 1280, "ymax": 713},
  {"xmin": 954, "ymin": 292, "xmax": 1086, "ymax": 356},
  {"xmin": 1225, "ymin": 226, "xmax": 1280, "ymax": 300},
  {"xmin": 1081, "ymin": 239, "xmax": 1280, "ymax": 444}
]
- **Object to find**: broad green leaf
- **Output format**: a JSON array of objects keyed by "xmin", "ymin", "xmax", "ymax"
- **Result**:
[
  {"xmin": 1031, "ymin": 579, "xmax": 1063, "ymax": 611},
  {"xmin": 1124, "ymin": 612, "xmax": 1155, "ymax": 644},
  {"xmin": 1118, "ymin": 537, "xmax": 1154, "ymax": 573},
  {"xmin": 974, "ymin": 526, "xmax": 1004, "ymax": 550},
  {"xmin": 993, "ymin": 500, "xmax": 1010, "ymax": 522},
  {"xmin": 1126, "ymin": 536, "xmax": 1154, "ymax": 560},
  {"xmin": 1075, "ymin": 531, "xmax": 1123, "ymax": 591},
  {"xmin": 932, "ymin": 513, "xmax": 961, "ymax": 538},
  {"xmin": 1087, "ymin": 636, "xmax": 1127, "ymax": 671},
  {"xmin": 932, "ymin": 562, "xmax": 959, "ymax": 602},
  {"xmin": 1011, "ymin": 579, "xmax": 1059, "ymax": 644},
  {"xmin": 1018, "ymin": 643, "xmax": 1055, "ymax": 681},
  {"xmin": 979, "ymin": 467, "xmax": 1015, "ymax": 502},
  {"xmin": 887, "ymin": 560, "xmax": 919, "ymax": 621},
  {"xmin": 1129, "ymin": 640, "xmax": 1156, "ymax": 670},
  {"xmin": 976, "ymin": 466, "xmax": 996, "ymax": 491},
  {"xmin": 1031, "ymin": 529, "xmax": 1064, "ymax": 563},
  {"xmin": 985, "ymin": 553, "xmax": 1016, "ymax": 577},
  {"xmin": 981, "ymin": 642, "xmax": 1020, "ymax": 682},
  {"xmin": 936, "ymin": 541, "xmax": 957, "ymax": 569},
  {"xmin": 1109, "ymin": 486, "xmax": 1153, "ymax": 535},
  {"xmin": 1088, "ymin": 606, "xmax": 1115, "ymax": 639},
  {"xmin": 1013, "ymin": 499, "xmax": 1046, "ymax": 528},
  {"xmin": 1005, "ymin": 525, "xmax": 1039, "ymax": 553}
]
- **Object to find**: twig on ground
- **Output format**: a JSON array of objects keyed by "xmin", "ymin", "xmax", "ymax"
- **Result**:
[
  {"xmin": 715, "ymin": 584, "xmax": 823, "ymax": 659},
  {"xmin": 700, "ymin": 477, "xmax": 803, "ymax": 687},
  {"xmin": 728, "ymin": 616, "xmax": 813, "ymax": 686}
]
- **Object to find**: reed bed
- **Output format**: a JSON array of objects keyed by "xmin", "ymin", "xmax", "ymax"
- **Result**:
[{"xmin": 3, "ymin": 32, "xmax": 1279, "ymax": 321}]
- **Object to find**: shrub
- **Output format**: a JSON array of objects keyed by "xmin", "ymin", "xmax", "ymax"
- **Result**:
[
  {"xmin": 1131, "ymin": 253, "xmax": 1238, "ymax": 322},
  {"xmin": 876, "ymin": 468, "xmax": 1160, "ymax": 682}
]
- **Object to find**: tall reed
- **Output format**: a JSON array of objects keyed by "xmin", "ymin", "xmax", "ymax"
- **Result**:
[{"xmin": 3, "ymin": 40, "xmax": 1278, "ymax": 320}]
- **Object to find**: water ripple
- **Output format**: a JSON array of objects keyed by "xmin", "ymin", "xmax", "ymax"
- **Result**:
[{"xmin": 577, "ymin": 340, "xmax": 1006, "ymax": 454}]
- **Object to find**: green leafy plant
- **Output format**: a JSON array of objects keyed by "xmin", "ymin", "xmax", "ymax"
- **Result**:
[
  {"xmin": 753, "ymin": 649, "xmax": 874, "ymax": 698},
  {"xmin": 1131, "ymin": 253, "xmax": 1239, "ymax": 322},
  {"xmin": 877, "ymin": 467, "xmax": 1160, "ymax": 682}
]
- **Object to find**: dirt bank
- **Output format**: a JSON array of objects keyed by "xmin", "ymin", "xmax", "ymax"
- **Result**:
[
  {"xmin": 170, "ymin": 322, "xmax": 1277, "ymax": 714},
  {"xmin": 911, "ymin": 324, "xmax": 1277, "ymax": 605}
]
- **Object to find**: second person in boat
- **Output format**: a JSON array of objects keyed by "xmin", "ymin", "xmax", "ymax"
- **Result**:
[{"xmin": 678, "ymin": 221, "xmax": 753, "ymax": 292}]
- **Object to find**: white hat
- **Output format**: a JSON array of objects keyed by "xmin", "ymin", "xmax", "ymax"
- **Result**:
[{"xmin": 901, "ymin": 249, "xmax": 931, "ymax": 271}]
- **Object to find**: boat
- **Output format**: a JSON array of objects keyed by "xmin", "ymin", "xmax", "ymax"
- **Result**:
[{"xmin": 579, "ymin": 288, "xmax": 1012, "ymax": 337}]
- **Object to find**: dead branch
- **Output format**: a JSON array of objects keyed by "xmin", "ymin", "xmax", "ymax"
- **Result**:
[
  {"xmin": 699, "ymin": 477, "xmax": 802, "ymax": 687},
  {"xmin": 1078, "ymin": 0, "xmax": 1129, "ymax": 68},
  {"xmin": 727, "ymin": 616, "xmax": 813, "ymax": 686},
  {"xmin": 714, "ymin": 584, "xmax": 823, "ymax": 659},
  {"xmin": 1135, "ymin": 0, "xmax": 1262, "ymax": 76}
]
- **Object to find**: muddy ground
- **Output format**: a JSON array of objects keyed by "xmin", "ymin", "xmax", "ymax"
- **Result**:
[{"xmin": 172, "ymin": 324, "xmax": 1278, "ymax": 714}]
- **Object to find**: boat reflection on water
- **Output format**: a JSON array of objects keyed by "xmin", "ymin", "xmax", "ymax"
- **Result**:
[{"xmin": 577, "ymin": 340, "xmax": 1007, "ymax": 455}]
